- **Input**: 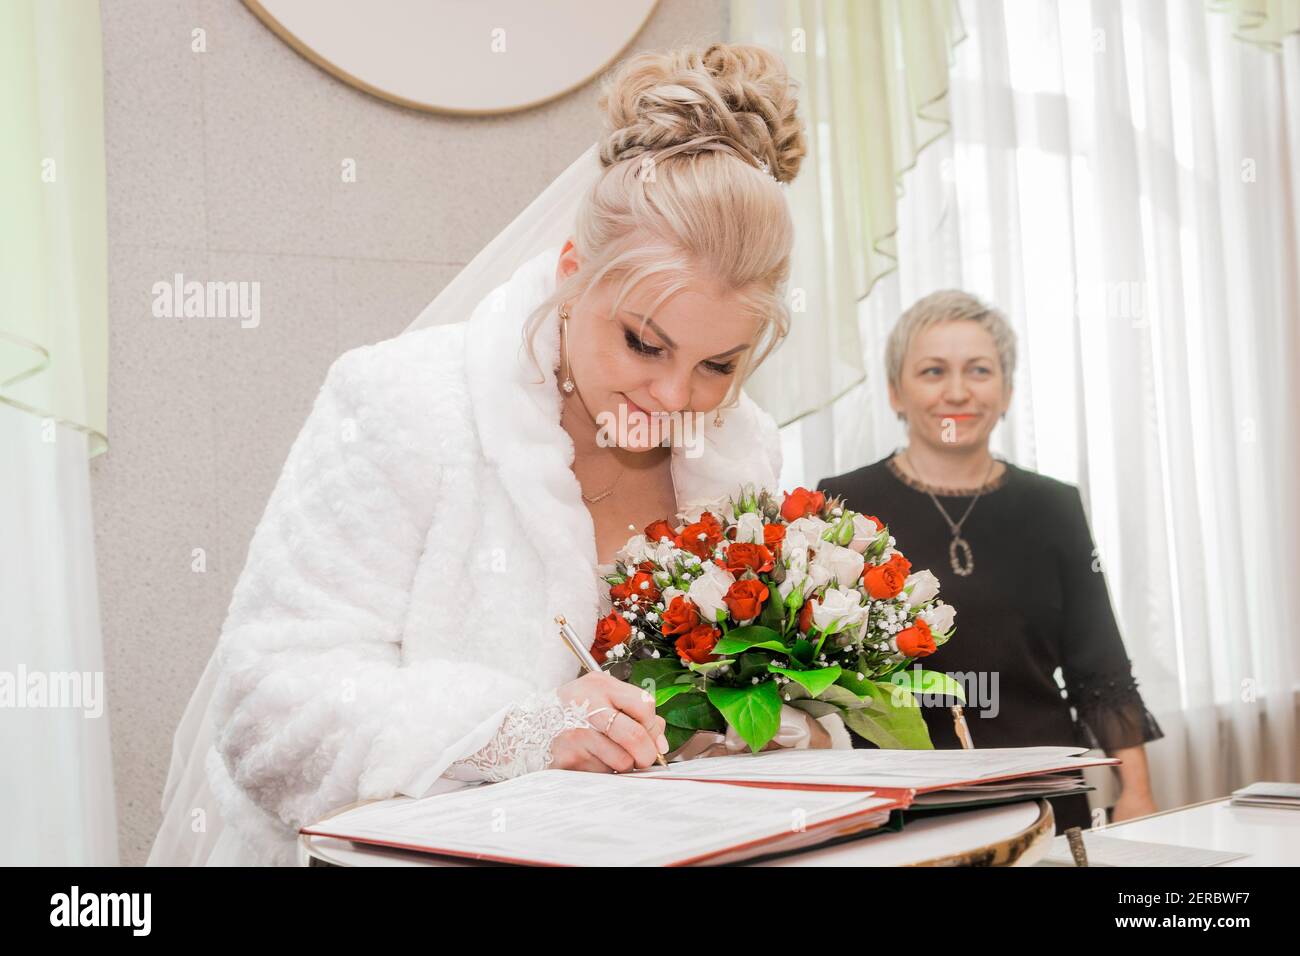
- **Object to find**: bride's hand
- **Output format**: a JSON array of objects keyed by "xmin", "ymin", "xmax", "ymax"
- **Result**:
[{"xmin": 550, "ymin": 672, "xmax": 669, "ymax": 773}]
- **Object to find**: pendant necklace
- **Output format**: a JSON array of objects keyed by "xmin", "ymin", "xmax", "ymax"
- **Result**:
[{"xmin": 900, "ymin": 450, "xmax": 998, "ymax": 577}]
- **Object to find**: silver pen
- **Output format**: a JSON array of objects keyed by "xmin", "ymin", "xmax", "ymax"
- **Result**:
[{"xmin": 555, "ymin": 614, "xmax": 669, "ymax": 768}]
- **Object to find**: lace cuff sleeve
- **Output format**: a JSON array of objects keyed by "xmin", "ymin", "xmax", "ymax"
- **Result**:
[
  {"xmin": 1065, "ymin": 667, "xmax": 1165, "ymax": 753},
  {"xmin": 445, "ymin": 690, "xmax": 597, "ymax": 783}
]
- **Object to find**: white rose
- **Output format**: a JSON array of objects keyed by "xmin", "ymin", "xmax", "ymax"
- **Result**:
[
  {"xmin": 778, "ymin": 567, "xmax": 808, "ymax": 602},
  {"xmin": 921, "ymin": 602, "xmax": 956, "ymax": 635},
  {"xmin": 661, "ymin": 585, "xmax": 685, "ymax": 607},
  {"xmin": 615, "ymin": 533, "xmax": 649, "ymax": 565},
  {"xmin": 733, "ymin": 511, "xmax": 766, "ymax": 545},
  {"xmin": 905, "ymin": 569, "xmax": 940, "ymax": 605},
  {"xmin": 810, "ymin": 586, "xmax": 867, "ymax": 634},
  {"xmin": 648, "ymin": 538, "xmax": 680, "ymax": 566},
  {"xmin": 687, "ymin": 562, "xmax": 735, "ymax": 623},
  {"xmin": 783, "ymin": 528, "xmax": 817, "ymax": 567},
  {"xmin": 678, "ymin": 494, "xmax": 735, "ymax": 526},
  {"xmin": 811, "ymin": 543, "xmax": 865, "ymax": 589},
  {"xmin": 786, "ymin": 516, "xmax": 830, "ymax": 549},
  {"xmin": 849, "ymin": 514, "xmax": 884, "ymax": 553},
  {"xmin": 807, "ymin": 562, "xmax": 833, "ymax": 590}
]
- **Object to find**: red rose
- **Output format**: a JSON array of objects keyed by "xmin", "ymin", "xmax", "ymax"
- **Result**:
[
  {"xmin": 676, "ymin": 512, "xmax": 724, "ymax": 559},
  {"xmin": 609, "ymin": 579, "xmax": 632, "ymax": 605},
  {"xmin": 676, "ymin": 623, "xmax": 721, "ymax": 664},
  {"xmin": 763, "ymin": 523, "xmax": 786, "ymax": 554},
  {"xmin": 661, "ymin": 595, "xmax": 700, "ymax": 636},
  {"xmin": 644, "ymin": 519, "xmax": 676, "ymax": 544},
  {"xmin": 886, "ymin": 552, "xmax": 912, "ymax": 579},
  {"xmin": 723, "ymin": 542, "xmax": 775, "ymax": 575},
  {"xmin": 724, "ymin": 578, "xmax": 770, "ymax": 622},
  {"xmin": 626, "ymin": 570, "xmax": 661, "ymax": 605},
  {"xmin": 797, "ymin": 599, "xmax": 814, "ymax": 634},
  {"xmin": 863, "ymin": 561, "xmax": 906, "ymax": 599},
  {"xmin": 591, "ymin": 612, "xmax": 632, "ymax": 664},
  {"xmin": 864, "ymin": 514, "xmax": 884, "ymax": 532},
  {"xmin": 780, "ymin": 487, "xmax": 826, "ymax": 522},
  {"xmin": 896, "ymin": 619, "xmax": 936, "ymax": 658}
]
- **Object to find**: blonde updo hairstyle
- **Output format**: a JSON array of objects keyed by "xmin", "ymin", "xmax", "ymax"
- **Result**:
[{"xmin": 523, "ymin": 42, "xmax": 808, "ymax": 410}]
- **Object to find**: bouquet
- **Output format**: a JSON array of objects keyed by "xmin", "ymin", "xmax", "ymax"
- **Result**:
[{"xmin": 590, "ymin": 485, "xmax": 965, "ymax": 755}]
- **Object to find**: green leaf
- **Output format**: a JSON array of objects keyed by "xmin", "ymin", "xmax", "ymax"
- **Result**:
[
  {"xmin": 663, "ymin": 724, "xmax": 696, "ymax": 753},
  {"xmin": 732, "ymin": 651, "xmax": 772, "ymax": 683},
  {"xmin": 785, "ymin": 698, "xmax": 840, "ymax": 720},
  {"xmin": 841, "ymin": 703, "xmax": 934, "ymax": 750},
  {"xmin": 655, "ymin": 683, "xmax": 697, "ymax": 707},
  {"xmin": 713, "ymin": 624, "xmax": 788, "ymax": 655},
  {"xmin": 759, "ymin": 590, "xmax": 786, "ymax": 631},
  {"xmin": 685, "ymin": 658, "xmax": 735, "ymax": 676},
  {"xmin": 887, "ymin": 668, "xmax": 966, "ymax": 703},
  {"xmin": 836, "ymin": 669, "xmax": 874, "ymax": 696},
  {"xmin": 629, "ymin": 658, "xmax": 691, "ymax": 693},
  {"xmin": 705, "ymin": 682, "xmax": 783, "ymax": 753},
  {"xmin": 659, "ymin": 690, "xmax": 725, "ymax": 732},
  {"xmin": 768, "ymin": 664, "xmax": 842, "ymax": 698},
  {"xmin": 815, "ymin": 683, "xmax": 876, "ymax": 711},
  {"xmin": 791, "ymin": 638, "xmax": 815, "ymax": 666},
  {"xmin": 839, "ymin": 681, "xmax": 935, "ymax": 749},
  {"xmin": 780, "ymin": 680, "xmax": 811, "ymax": 701}
]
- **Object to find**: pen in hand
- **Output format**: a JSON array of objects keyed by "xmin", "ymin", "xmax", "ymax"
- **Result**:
[{"xmin": 555, "ymin": 614, "xmax": 670, "ymax": 769}]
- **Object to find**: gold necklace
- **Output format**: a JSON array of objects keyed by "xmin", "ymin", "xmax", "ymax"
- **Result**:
[
  {"xmin": 580, "ymin": 467, "xmax": 624, "ymax": 505},
  {"xmin": 900, "ymin": 450, "xmax": 998, "ymax": 577}
]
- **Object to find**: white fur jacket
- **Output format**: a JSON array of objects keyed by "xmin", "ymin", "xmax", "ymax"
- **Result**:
[{"xmin": 202, "ymin": 245, "xmax": 786, "ymax": 865}]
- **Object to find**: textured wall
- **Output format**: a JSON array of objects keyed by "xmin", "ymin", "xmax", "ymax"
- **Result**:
[{"xmin": 94, "ymin": 0, "xmax": 728, "ymax": 866}]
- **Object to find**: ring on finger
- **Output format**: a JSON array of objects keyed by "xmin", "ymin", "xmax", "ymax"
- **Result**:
[{"xmin": 600, "ymin": 709, "xmax": 621, "ymax": 734}]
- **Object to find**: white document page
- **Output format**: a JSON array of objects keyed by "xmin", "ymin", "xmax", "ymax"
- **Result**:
[
  {"xmin": 631, "ymin": 746, "xmax": 1108, "ymax": 790},
  {"xmin": 305, "ymin": 769, "xmax": 898, "ymax": 866}
]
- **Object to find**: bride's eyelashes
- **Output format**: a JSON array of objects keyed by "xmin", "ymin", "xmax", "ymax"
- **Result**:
[{"xmin": 621, "ymin": 327, "xmax": 737, "ymax": 376}]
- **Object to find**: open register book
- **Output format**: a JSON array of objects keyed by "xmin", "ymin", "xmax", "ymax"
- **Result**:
[{"xmin": 300, "ymin": 746, "xmax": 1119, "ymax": 866}]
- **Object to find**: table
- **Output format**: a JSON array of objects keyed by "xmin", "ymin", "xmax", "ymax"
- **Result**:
[{"xmin": 1051, "ymin": 796, "xmax": 1299, "ymax": 866}]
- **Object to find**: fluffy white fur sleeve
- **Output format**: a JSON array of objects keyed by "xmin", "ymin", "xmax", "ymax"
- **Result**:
[{"xmin": 210, "ymin": 343, "xmax": 537, "ymax": 834}]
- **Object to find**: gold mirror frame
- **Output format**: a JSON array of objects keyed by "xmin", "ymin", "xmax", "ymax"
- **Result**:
[{"xmin": 243, "ymin": 0, "xmax": 659, "ymax": 116}]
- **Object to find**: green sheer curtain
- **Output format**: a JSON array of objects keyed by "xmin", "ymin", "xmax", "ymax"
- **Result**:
[
  {"xmin": 0, "ymin": 0, "xmax": 109, "ymax": 458},
  {"xmin": 731, "ymin": 0, "xmax": 966, "ymax": 427},
  {"xmin": 1208, "ymin": 0, "xmax": 1300, "ymax": 50}
]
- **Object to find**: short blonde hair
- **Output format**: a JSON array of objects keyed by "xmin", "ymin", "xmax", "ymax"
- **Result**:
[
  {"xmin": 522, "ymin": 42, "xmax": 808, "ymax": 408},
  {"xmin": 885, "ymin": 290, "xmax": 1017, "ymax": 394}
]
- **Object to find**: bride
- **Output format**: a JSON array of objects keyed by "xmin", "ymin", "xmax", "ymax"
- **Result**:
[{"xmin": 149, "ymin": 41, "xmax": 846, "ymax": 867}]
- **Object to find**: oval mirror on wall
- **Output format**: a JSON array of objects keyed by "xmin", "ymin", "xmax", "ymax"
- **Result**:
[{"xmin": 242, "ymin": 0, "xmax": 660, "ymax": 115}]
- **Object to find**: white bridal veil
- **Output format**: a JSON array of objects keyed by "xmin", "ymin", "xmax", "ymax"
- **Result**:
[
  {"xmin": 148, "ymin": 142, "xmax": 604, "ymax": 866},
  {"xmin": 404, "ymin": 142, "xmax": 602, "ymax": 334}
]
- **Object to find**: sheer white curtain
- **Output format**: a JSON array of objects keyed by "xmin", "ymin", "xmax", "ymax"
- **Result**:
[
  {"xmin": 0, "ymin": 406, "xmax": 118, "ymax": 865},
  {"xmin": 777, "ymin": 0, "xmax": 1300, "ymax": 811},
  {"xmin": 1, "ymin": 0, "xmax": 116, "ymax": 864}
]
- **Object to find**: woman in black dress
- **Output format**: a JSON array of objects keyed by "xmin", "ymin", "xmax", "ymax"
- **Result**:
[{"xmin": 819, "ymin": 291, "xmax": 1163, "ymax": 834}]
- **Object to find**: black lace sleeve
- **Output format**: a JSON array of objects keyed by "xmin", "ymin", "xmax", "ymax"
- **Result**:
[
  {"xmin": 1064, "ymin": 665, "xmax": 1165, "ymax": 752},
  {"xmin": 1056, "ymin": 486, "xmax": 1165, "ymax": 753}
]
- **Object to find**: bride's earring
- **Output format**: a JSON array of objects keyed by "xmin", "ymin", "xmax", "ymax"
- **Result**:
[{"xmin": 559, "ymin": 305, "xmax": 575, "ymax": 394}]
